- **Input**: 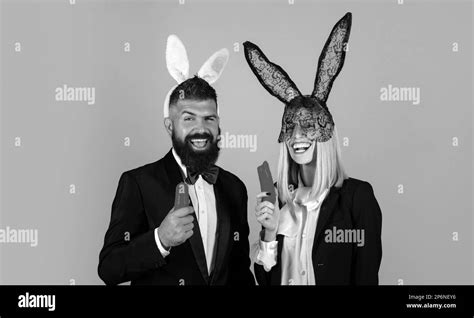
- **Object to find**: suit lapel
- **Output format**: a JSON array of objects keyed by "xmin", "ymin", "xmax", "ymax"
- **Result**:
[
  {"xmin": 162, "ymin": 149, "xmax": 210, "ymax": 284},
  {"xmin": 209, "ymin": 175, "xmax": 231, "ymax": 285},
  {"xmin": 271, "ymin": 234, "xmax": 284, "ymax": 285},
  {"xmin": 163, "ymin": 149, "xmax": 184, "ymax": 187},
  {"xmin": 314, "ymin": 186, "xmax": 341, "ymax": 243},
  {"xmin": 187, "ymin": 213, "xmax": 210, "ymax": 283}
]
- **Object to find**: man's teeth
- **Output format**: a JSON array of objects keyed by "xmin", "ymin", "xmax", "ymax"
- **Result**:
[
  {"xmin": 292, "ymin": 142, "xmax": 310, "ymax": 153},
  {"xmin": 191, "ymin": 139, "xmax": 208, "ymax": 148}
]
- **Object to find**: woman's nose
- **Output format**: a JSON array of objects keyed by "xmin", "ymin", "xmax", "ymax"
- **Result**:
[{"xmin": 292, "ymin": 124, "xmax": 303, "ymax": 139}]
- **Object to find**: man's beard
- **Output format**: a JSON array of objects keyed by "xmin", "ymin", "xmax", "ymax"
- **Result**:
[{"xmin": 172, "ymin": 129, "xmax": 220, "ymax": 174}]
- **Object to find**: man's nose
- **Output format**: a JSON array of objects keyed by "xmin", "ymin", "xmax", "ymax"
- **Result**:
[
  {"xmin": 192, "ymin": 117, "xmax": 210, "ymax": 134},
  {"xmin": 193, "ymin": 117, "xmax": 206, "ymax": 129}
]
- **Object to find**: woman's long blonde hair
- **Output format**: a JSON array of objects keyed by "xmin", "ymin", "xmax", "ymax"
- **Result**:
[{"xmin": 277, "ymin": 126, "xmax": 348, "ymax": 207}]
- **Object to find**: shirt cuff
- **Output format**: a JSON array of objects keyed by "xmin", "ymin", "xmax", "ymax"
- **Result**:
[
  {"xmin": 154, "ymin": 228, "xmax": 170, "ymax": 258},
  {"xmin": 255, "ymin": 240, "xmax": 278, "ymax": 272}
]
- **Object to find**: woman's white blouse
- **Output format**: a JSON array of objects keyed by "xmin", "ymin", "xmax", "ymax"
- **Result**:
[{"xmin": 255, "ymin": 185, "xmax": 329, "ymax": 285}]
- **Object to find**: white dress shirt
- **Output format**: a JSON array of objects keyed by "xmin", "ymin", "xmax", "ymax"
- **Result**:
[
  {"xmin": 255, "ymin": 178, "xmax": 329, "ymax": 285},
  {"xmin": 154, "ymin": 149, "xmax": 218, "ymax": 273}
]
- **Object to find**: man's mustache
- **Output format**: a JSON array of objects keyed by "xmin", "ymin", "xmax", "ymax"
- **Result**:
[{"xmin": 185, "ymin": 132, "xmax": 214, "ymax": 142}]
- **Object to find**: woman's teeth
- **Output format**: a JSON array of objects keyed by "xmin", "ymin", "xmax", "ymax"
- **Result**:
[
  {"xmin": 292, "ymin": 142, "xmax": 310, "ymax": 153},
  {"xmin": 191, "ymin": 139, "xmax": 208, "ymax": 148}
]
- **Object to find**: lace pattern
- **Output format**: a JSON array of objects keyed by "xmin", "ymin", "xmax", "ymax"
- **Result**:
[
  {"xmin": 278, "ymin": 101, "xmax": 334, "ymax": 143},
  {"xmin": 243, "ymin": 41, "xmax": 301, "ymax": 104},
  {"xmin": 243, "ymin": 13, "xmax": 352, "ymax": 144},
  {"xmin": 312, "ymin": 13, "xmax": 352, "ymax": 103}
]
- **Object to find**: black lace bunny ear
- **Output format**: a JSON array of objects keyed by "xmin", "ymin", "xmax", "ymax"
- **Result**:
[
  {"xmin": 243, "ymin": 41, "xmax": 302, "ymax": 104},
  {"xmin": 312, "ymin": 12, "xmax": 352, "ymax": 104}
]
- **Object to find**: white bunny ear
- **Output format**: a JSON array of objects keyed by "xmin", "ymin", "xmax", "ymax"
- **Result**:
[
  {"xmin": 197, "ymin": 48, "xmax": 229, "ymax": 84},
  {"xmin": 166, "ymin": 34, "xmax": 189, "ymax": 83}
]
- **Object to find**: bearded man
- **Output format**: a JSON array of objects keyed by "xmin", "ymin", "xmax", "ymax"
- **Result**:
[{"xmin": 98, "ymin": 37, "xmax": 255, "ymax": 285}]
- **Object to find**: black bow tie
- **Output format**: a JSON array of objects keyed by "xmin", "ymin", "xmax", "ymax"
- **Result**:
[{"xmin": 185, "ymin": 165, "xmax": 219, "ymax": 185}]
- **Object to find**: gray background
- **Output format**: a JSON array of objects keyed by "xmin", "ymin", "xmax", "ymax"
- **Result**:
[{"xmin": 0, "ymin": 0, "xmax": 472, "ymax": 285}]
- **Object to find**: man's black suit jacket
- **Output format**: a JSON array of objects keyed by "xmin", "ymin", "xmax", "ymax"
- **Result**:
[
  {"xmin": 254, "ymin": 177, "xmax": 382, "ymax": 285},
  {"xmin": 98, "ymin": 149, "xmax": 255, "ymax": 286}
]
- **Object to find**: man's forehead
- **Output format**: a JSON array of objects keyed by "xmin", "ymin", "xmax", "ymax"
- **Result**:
[{"xmin": 175, "ymin": 99, "xmax": 217, "ymax": 114}]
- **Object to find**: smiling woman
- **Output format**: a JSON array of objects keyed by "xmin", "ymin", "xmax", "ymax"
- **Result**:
[
  {"xmin": 277, "ymin": 127, "xmax": 346, "ymax": 207},
  {"xmin": 244, "ymin": 12, "xmax": 383, "ymax": 286}
]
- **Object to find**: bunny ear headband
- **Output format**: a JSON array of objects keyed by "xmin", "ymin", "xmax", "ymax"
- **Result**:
[
  {"xmin": 163, "ymin": 34, "xmax": 230, "ymax": 118},
  {"xmin": 243, "ymin": 12, "xmax": 352, "ymax": 143}
]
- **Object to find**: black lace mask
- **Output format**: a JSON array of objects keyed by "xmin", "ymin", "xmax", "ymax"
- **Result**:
[
  {"xmin": 279, "ymin": 96, "xmax": 334, "ymax": 143},
  {"xmin": 243, "ymin": 12, "xmax": 351, "ymax": 143}
]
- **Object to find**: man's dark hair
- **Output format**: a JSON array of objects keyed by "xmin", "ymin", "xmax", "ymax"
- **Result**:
[{"xmin": 169, "ymin": 75, "xmax": 217, "ymax": 108}]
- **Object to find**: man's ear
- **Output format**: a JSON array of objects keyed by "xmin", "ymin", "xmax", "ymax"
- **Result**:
[{"xmin": 164, "ymin": 117, "xmax": 173, "ymax": 137}]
